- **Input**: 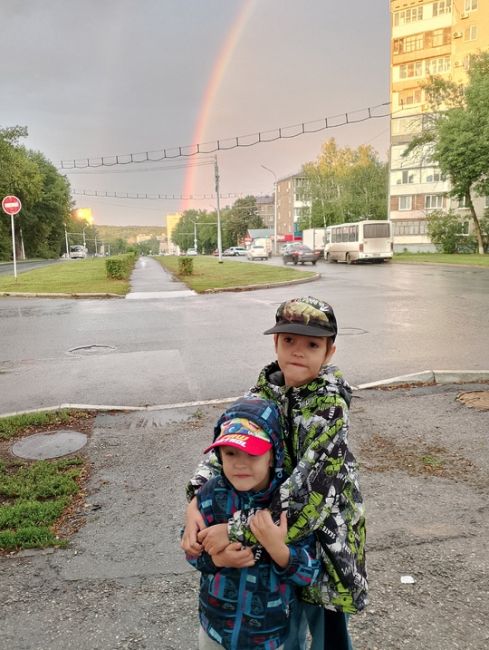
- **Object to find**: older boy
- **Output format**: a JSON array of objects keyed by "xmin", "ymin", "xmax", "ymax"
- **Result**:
[
  {"xmin": 183, "ymin": 296, "xmax": 367, "ymax": 649},
  {"xmin": 186, "ymin": 396, "xmax": 321, "ymax": 650}
]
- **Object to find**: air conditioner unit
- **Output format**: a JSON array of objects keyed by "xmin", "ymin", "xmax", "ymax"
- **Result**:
[
  {"xmin": 461, "ymin": 12, "xmax": 469, "ymax": 19},
  {"xmin": 453, "ymin": 31, "xmax": 463, "ymax": 38}
]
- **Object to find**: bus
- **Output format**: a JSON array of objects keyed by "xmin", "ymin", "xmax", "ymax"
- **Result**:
[
  {"xmin": 69, "ymin": 245, "xmax": 87, "ymax": 259},
  {"xmin": 324, "ymin": 220, "xmax": 393, "ymax": 264}
]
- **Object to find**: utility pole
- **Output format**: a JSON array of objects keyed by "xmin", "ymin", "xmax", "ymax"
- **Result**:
[
  {"xmin": 261, "ymin": 165, "xmax": 278, "ymax": 255},
  {"xmin": 193, "ymin": 221, "xmax": 198, "ymax": 252},
  {"xmin": 64, "ymin": 223, "xmax": 69, "ymax": 258},
  {"xmin": 215, "ymin": 156, "xmax": 223, "ymax": 263},
  {"xmin": 19, "ymin": 228, "xmax": 26, "ymax": 260}
]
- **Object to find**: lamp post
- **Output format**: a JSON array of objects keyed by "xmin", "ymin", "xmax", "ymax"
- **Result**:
[
  {"xmin": 215, "ymin": 156, "xmax": 223, "ymax": 262},
  {"xmin": 261, "ymin": 165, "xmax": 278, "ymax": 255}
]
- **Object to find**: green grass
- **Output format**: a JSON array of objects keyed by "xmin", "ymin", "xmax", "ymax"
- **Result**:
[
  {"xmin": 0, "ymin": 457, "xmax": 84, "ymax": 551},
  {"xmin": 393, "ymin": 252, "xmax": 489, "ymax": 267},
  {"xmin": 156, "ymin": 255, "xmax": 317, "ymax": 292},
  {"xmin": 0, "ymin": 410, "xmax": 74, "ymax": 441},
  {"xmin": 0, "ymin": 258, "xmax": 129, "ymax": 294}
]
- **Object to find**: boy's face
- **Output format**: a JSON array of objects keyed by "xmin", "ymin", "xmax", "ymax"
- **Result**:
[
  {"xmin": 274, "ymin": 332, "xmax": 335, "ymax": 387},
  {"xmin": 221, "ymin": 446, "xmax": 273, "ymax": 492}
]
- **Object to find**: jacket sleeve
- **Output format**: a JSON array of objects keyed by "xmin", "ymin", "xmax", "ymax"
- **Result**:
[
  {"xmin": 186, "ymin": 551, "xmax": 220, "ymax": 575},
  {"xmin": 186, "ymin": 451, "xmax": 222, "ymax": 501},
  {"xmin": 229, "ymin": 397, "xmax": 355, "ymax": 545},
  {"xmin": 273, "ymin": 535, "xmax": 321, "ymax": 587}
]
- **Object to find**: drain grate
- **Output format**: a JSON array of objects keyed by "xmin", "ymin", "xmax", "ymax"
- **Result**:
[
  {"xmin": 457, "ymin": 391, "xmax": 489, "ymax": 412},
  {"xmin": 68, "ymin": 344, "xmax": 116, "ymax": 356}
]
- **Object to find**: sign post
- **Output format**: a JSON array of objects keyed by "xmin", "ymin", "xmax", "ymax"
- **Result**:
[{"xmin": 2, "ymin": 195, "xmax": 22, "ymax": 278}]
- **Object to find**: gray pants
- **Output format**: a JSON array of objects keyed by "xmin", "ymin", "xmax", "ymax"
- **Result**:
[{"xmin": 199, "ymin": 627, "xmax": 284, "ymax": 649}]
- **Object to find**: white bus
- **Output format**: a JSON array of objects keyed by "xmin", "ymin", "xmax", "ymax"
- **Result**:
[{"xmin": 324, "ymin": 220, "xmax": 393, "ymax": 264}]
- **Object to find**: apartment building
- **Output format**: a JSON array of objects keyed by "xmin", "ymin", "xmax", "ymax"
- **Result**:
[
  {"xmin": 165, "ymin": 212, "xmax": 182, "ymax": 254},
  {"xmin": 390, "ymin": 0, "xmax": 489, "ymax": 251},
  {"xmin": 254, "ymin": 195, "xmax": 275, "ymax": 231},
  {"xmin": 276, "ymin": 173, "xmax": 311, "ymax": 241}
]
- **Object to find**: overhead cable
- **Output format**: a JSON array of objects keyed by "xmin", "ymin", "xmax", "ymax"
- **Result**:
[{"xmin": 59, "ymin": 102, "xmax": 390, "ymax": 170}]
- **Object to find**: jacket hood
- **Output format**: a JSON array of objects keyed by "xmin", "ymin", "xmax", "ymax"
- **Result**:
[
  {"xmin": 213, "ymin": 396, "xmax": 286, "ymax": 492},
  {"xmin": 261, "ymin": 361, "xmax": 352, "ymax": 406}
]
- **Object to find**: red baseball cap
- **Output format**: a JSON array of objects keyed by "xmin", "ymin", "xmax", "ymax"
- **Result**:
[{"xmin": 204, "ymin": 417, "xmax": 272, "ymax": 456}]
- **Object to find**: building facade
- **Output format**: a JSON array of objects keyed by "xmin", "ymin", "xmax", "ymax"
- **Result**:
[
  {"xmin": 255, "ymin": 195, "xmax": 275, "ymax": 231},
  {"xmin": 389, "ymin": 0, "xmax": 489, "ymax": 251},
  {"xmin": 165, "ymin": 212, "xmax": 182, "ymax": 255},
  {"xmin": 276, "ymin": 173, "xmax": 311, "ymax": 241}
]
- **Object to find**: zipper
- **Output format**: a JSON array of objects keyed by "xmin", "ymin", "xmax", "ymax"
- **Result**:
[{"xmin": 230, "ymin": 567, "xmax": 248, "ymax": 649}]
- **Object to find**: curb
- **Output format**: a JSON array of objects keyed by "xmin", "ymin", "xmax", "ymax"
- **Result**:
[
  {"xmin": 2, "ymin": 371, "xmax": 489, "ymax": 419},
  {"xmin": 0, "ymin": 292, "xmax": 124, "ymax": 299},
  {"xmin": 202, "ymin": 272, "xmax": 321, "ymax": 294}
]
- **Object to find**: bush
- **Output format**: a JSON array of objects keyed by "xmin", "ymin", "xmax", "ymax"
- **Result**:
[
  {"xmin": 427, "ymin": 211, "xmax": 476, "ymax": 254},
  {"xmin": 178, "ymin": 257, "xmax": 194, "ymax": 275},
  {"xmin": 105, "ymin": 252, "xmax": 136, "ymax": 280}
]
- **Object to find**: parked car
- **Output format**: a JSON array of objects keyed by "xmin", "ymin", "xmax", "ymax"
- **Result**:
[
  {"xmin": 223, "ymin": 246, "xmax": 247, "ymax": 256},
  {"xmin": 282, "ymin": 243, "xmax": 321, "ymax": 265},
  {"xmin": 247, "ymin": 244, "xmax": 268, "ymax": 261},
  {"xmin": 186, "ymin": 248, "xmax": 198, "ymax": 256}
]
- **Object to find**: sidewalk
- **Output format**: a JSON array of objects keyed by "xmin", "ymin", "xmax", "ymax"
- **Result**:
[
  {"xmin": 1, "ymin": 382, "xmax": 488, "ymax": 649},
  {"xmin": 125, "ymin": 256, "xmax": 195, "ymax": 300}
]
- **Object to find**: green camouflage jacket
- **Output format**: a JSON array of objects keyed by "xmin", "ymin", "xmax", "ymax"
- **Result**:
[{"xmin": 187, "ymin": 361, "xmax": 368, "ymax": 613}]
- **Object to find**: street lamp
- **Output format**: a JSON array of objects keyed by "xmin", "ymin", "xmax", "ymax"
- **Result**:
[
  {"xmin": 261, "ymin": 165, "xmax": 278, "ymax": 255},
  {"xmin": 63, "ymin": 223, "xmax": 69, "ymax": 258}
]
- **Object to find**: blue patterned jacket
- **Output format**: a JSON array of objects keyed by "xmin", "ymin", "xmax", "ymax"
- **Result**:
[{"xmin": 187, "ymin": 397, "xmax": 320, "ymax": 650}]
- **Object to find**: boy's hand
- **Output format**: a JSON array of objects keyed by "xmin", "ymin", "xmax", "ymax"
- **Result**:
[
  {"xmin": 250, "ymin": 510, "xmax": 290, "ymax": 568},
  {"xmin": 181, "ymin": 497, "xmax": 206, "ymax": 557},
  {"xmin": 198, "ymin": 523, "xmax": 229, "ymax": 555},
  {"xmin": 212, "ymin": 542, "xmax": 255, "ymax": 568}
]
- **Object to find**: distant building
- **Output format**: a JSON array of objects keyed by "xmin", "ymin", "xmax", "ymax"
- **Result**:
[
  {"xmin": 165, "ymin": 213, "xmax": 182, "ymax": 255},
  {"xmin": 276, "ymin": 173, "xmax": 310, "ymax": 241},
  {"xmin": 389, "ymin": 0, "xmax": 489, "ymax": 251},
  {"xmin": 255, "ymin": 195, "xmax": 275, "ymax": 231}
]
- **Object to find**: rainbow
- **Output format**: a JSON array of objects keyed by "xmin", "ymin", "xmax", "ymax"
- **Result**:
[{"xmin": 182, "ymin": 0, "xmax": 256, "ymax": 210}]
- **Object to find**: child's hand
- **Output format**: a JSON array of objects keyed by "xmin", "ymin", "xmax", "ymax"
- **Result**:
[
  {"xmin": 212, "ymin": 542, "xmax": 255, "ymax": 568},
  {"xmin": 181, "ymin": 497, "xmax": 206, "ymax": 557},
  {"xmin": 250, "ymin": 510, "xmax": 290, "ymax": 568},
  {"xmin": 198, "ymin": 523, "xmax": 229, "ymax": 555}
]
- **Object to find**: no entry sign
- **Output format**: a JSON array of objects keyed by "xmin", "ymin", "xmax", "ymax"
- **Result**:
[{"xmin": 2, "ymin": 195, "xmax": 22, "ymax": 215}]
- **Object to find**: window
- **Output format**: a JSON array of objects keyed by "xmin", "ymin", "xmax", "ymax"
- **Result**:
[
  {"xmin": 394, "ymin": 7, "xmax": 423, "ymax": 25},
  {"xmin": 464, "ymin": 25, "xmax": 477, "ymax": 41},
  {"xmin": 425, "ymin": 194, "xmax": 444, "ymax": 209},
  {"xmin": 457, "ymin": 196, "xmax": 469, "ymax": 208},
  {"xmin": 363, "ymin": 223, "xmax": 391, "ymax": 238},
  {"xmin": 399, "ymin": 88, "xmax": 422, "ymax": 106},
  {"xmin": 399, "ymin": 196, "xmax": 412, "ymax": 211},
  {"xmin": 425, "ymin": 171, "xmax": 444, "ymax": 183},
  {"xmin": 399, "ymin": 61, "xmax": 423, "ymax": 79},
  {"xmin": 393, "ymin": 220, "xmax": 427, "ymax": 236},
  {"xmin": 464, "ymin": 0, "xmax": 477, "ymax": 11},
  {"xmin": 485, "ymin": 196, "xmax": 489, "ymax": 208},
  {"xmin": 426, "ymin": 56, "xmax": 451, "ymax": 75},
  {"xmin": 401, "ymin": 170, "xmax": 415, "ymax": 184},
  {"xmin": 433, "ymin": 0, "xmax": 451, "ymax": 16},
  {"xmin": 404, "ymin": 34, "xmax": 424, "ymax": 52}
]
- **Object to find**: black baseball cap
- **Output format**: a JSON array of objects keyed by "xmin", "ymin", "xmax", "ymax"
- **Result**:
[{"xmin": 264, "ymin": 296, "xmax": 338, "ymax": 340}]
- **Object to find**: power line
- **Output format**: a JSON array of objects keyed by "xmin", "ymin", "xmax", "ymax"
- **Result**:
[
  {"xmin": 62, "ymin": 159, "xmax": 215, "ymax": 175},
  {"xmin": 58, "ymin": 102, "xmax": 390, "ymax": 170},
  {"xmin": 72, "ymin": 189, "xmax": 255, "ymax": 201}
]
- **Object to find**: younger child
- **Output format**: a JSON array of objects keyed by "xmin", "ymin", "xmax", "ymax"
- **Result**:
[
  {"xmin": 183, "ymin": 296, "xmax": 367, "ymax": 650},
  {"xmin": 186, "ymin": 396, "xmax": 321, "ymax": 650}
]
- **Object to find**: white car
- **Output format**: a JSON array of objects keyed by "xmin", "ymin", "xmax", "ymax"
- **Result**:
[
  {"xmin": 223, "ymin": 246, "xmax": 247, "ymax": 256},
  {"xmin": 247, "ymin": 244, "xmax": 268, "ymax": 261},
  {"xmin": 186, "ymin": 248, "xmax": 198, "ymax": 256}
]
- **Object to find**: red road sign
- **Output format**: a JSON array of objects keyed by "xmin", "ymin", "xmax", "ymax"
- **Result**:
[{"xmin": 2, "ymin": 195, "xmax": 22, "ymax": 215}]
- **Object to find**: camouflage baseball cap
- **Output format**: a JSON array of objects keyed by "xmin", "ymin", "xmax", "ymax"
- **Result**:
[{"xmin": 264, "ymin": 296, "xmax": 337, "ymax": 340}]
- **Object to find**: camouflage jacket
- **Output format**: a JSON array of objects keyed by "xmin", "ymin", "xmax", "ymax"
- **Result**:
[{"xmin": 187, "ymin": 362, "xmax": 368, "ymax": 613}]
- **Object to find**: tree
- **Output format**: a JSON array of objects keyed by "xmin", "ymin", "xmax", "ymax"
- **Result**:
[
  {"xmin": 426, "ymin": 210, "xmax": 476, "ymax": 254},
  {"xmin": 223, "ymin": 196, "xmax": 264, "ymax": 246},
  {"xmin": 404, "ymin": 52, "xmax": 489, "ymax": 254},
  {"xmin": 299, "ymin": 139, "xmax": 388, "ymax": 231}
]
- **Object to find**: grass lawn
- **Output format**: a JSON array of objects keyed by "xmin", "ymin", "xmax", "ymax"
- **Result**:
[
  {"xmin": 0, "ymin": 410, "xmax": 93, "ymax": 552},
  {"xmin": 0, "ymin": 258, "xmax": 129, "ymax": 295},
  {"xmin": 156, "ymin": 255, "xmax": 317, "ymax": 292},
  {"xmin": 393, "ymin": 253, "xmax": 489, "ymax": 267}
]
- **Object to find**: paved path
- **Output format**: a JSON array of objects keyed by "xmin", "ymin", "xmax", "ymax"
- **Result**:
[{"xmin": 126, "ymin": 256, "xmax": 195, "ymax": 300}]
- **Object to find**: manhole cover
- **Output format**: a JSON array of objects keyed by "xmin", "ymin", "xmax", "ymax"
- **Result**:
[
  {"xmin": 339, "ymin": 327, "xmax": 367, "ymax": 336},
  {"xmin": 457, "ymin": 391, "xmax": 489, "ymax": 412},
  {"xmin": 68, "ymin": 344, "xmax": 116, "ymax": 356},
  {"xmin": 11, "ymin": 430, "xmax": 88, "ymax": 460}
]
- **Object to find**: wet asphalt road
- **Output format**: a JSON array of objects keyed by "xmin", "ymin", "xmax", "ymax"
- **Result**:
[{"xmin": 0, "ymin": 259, "xmax": 488, "ymax": 414}]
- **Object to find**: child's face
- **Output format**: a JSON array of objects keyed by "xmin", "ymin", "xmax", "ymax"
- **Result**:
[
  {"xmin": 220, "ymin": 446, "xmax": 273, "ymax": 492},
  {"xmin": 274, "ymin": 333, "xmax": 335, "ymax": 387}
]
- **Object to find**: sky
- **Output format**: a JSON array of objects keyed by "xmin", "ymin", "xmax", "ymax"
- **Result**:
[{"xmin": 1, "ymin": 0, "xmax": 391, "ymax": 227}]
